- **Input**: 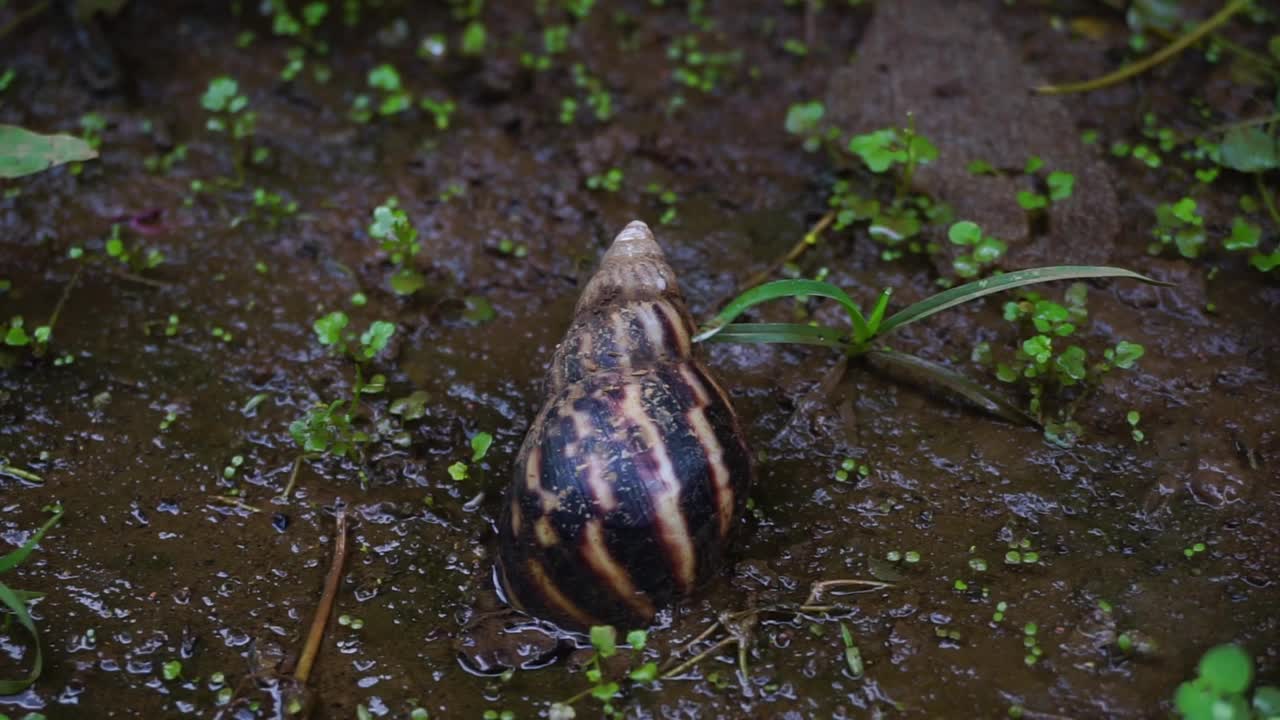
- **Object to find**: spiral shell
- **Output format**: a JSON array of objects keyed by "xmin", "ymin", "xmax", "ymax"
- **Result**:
[{"xmin": 496, "ymin": 221, "xmax": 752, "ymax": 630}]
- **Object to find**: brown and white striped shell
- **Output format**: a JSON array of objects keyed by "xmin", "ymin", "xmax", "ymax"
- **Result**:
[{"xmin": 496, "ymin": 221, "xmax": 752, "ymax": 630}]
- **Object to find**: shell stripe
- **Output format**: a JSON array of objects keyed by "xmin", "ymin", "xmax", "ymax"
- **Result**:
[
  {"xmin": 677, "ymin": 363, "xmax": 735, "ymax": 540},
  {"xmin": 523, "ymin": 445, "xmax": 560, "ymax": 512},
  {"xmin": 618, "ymin": 381, "xmax": 698, "ymax": 592},
  {"xmin": 652, "ymin": 299, "xmax": 691, "ymax": 358},
  {"xmin": 524, "ymin": 557, "xmax": 599, "ymax": 628},
  {"xmin": 580, "ymin": 519, "xmax": 656, "ymax": 620}
]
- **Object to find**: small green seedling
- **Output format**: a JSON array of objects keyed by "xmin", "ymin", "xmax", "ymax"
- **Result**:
[
  {"xmin": 1151, "ymin": 197, "xmax": 1206, "ymax": 259},
  {"xmin": 1175, "ymin": 644, "xmax": 1280, "ymax": 720},
  {"xmin": 369, "ymin": 201, "xmax": 425, "ymax": 296},
  {"xmin": 586, "ymin": 167, "xmax": 624, "ymax": 192},
  {"xmin": 202, "ymin": 75, "xmax": 258, "ymax": 175},
  {"xmin": 948, "ymin": 220, "xmax": 1007, "ymax": 278}
]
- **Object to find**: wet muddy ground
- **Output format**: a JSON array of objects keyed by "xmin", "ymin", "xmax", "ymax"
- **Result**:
[{"xmin": 2, "ymin": 1, "xmax": 1278, "ymax": 718}]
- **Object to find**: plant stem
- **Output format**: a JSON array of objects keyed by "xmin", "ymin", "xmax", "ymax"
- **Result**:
[
  {"xmin": 45, "ymin": 265, "xmax": 83, "ymax": 338},
  {"xmin": 0, "ymin": 464, "xmax": 44, "ymax": 484},
  {"xmin": 733, "ymin": 209, "xmax": 836, "ymax": 297},
  {"xmin": 277, "ymin": 454, "xmax": 312, "ymax": 500},
  {"xmin": 1037, "ymin": 0, "xmax": 1251, "ymax": 95},
  {"xmin": 0, "ymin": 0, "xmax": 49, "ymax": 42},
  {"xmin": 1185, "ymin": 112, "xmax": 1280, "ymax": 146},
  {"xmin": 659, "ymin": 635, "xmax": 737, "ymax": 680},
  {"xmin": 1257, "ymin": 174, "xmax": 1280, "ymax": 228},
  {"xmin": 295, "ymin": 510, "xmax": 348, "ymax": 684}
]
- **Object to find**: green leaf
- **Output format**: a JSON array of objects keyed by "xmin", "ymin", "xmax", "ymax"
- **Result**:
[
  {"xmin": 1022, "ymin": 335, "xmax": 1052, "ymax": 364},
  {"xmin": 389, "ymin": 267, "xmax": 425, "ymax": 296},
  {"xmin": 1016, "ymin": 191, "xmax": 1048, "ymax": 210},
  {"xmin": 1198, "ymin": 644, "xmax": 1253, "ymax": 695},
  {"xmin": 313, "ymin": 311, "xmax": 349, "ymax": 347},
  {"xmin": 463, "ymin": 296, "xmax": 495, "ymax": 324},
  {"xmin": 368, "ymin": 64, "xmax": 402, "ymax": 92},
  {"xmin": 447, "ymin": 461, "xmax": 469, "ymax": 481},
  {"xmin": 4, "ymin": 322, "xmax": 30, "ymax": 347},
  {"xmin": 1251, "ymin": 250, "xmax": 1280, "ymax": 272},
  {"xmin": 590, "ymin": 625, "xmax": 618, "ymax": 658},
  {"xmin": 1174, "ymin": 679, "xmax": 1215, "ymax": 720},
  {"xmin": 0, "ymin": 511, "xmax": 61, "ymax": 694},
  {"xmin": 201, "ymin": 76, "xmax": 239, "ymax": 112},
  {"xmin": 360, "ymin": 321, "xmax": 396, "ymax": 358},
  {"xmin": 625, "ymin": 629, "xmax": 647, "ymax": 650},
  {"xmin": 162, "ymin": 660, "xmax": 182, "ymax": 681},
  {"xmin": 590, "ymin": 681, "xmax": 620, "ymax": 701},
  {"xmin": 0, "ymin": 124, "xmax": 99, "ymax": 179},
  {"xmin": 0, "ymin": 581, "xmax": 44, "ymax": 694},
  {"xmin": 1253, "ymin": 686, "xmax": 1280, "ymax": 716},
  {"xmin": 694, "ymin": 279, "xmax": 869, "ymax": 344},
  {"xmin": 866, "ymin": 349, "xmax": 1036, "ymax": 426},
  {"xmin": 0, "ymin": 510, "xmax": 63, "ymax": 575},
  {"xmin": 461, "ymin": 21, "xmax": 487, "ymax": 56},
  {"xmin": 1054, "ymin": 345, "xmax": 1087, "ymax": 384},
  {"xmin": 1047, "ymin": 171, "xmax": 1075, "ymax": 201},
  {"xmin": 784, "ymin": 101, "xmax": 825, "ymax": 136},
  {"xmin": 629, "ymin": 662, "xmax": 658, "ymax": 682},
  {"xmin": 1110, "ymin": 340, "xmax": 1144, "ymax": 369},
  {"xmin": 848, "ymin": 129, "xmax": 898, "ymax": 173},
  {"xmin": 1216, "ymin": 127, "xmax": 1280, "ymax": 173},
  {"xmin": 1225, "ymin": 217, "xmax": 1261, "ymax": 251},
  {"xmin": 389, "ymin": 390, "xmax": 431, "ymax": 421},
  {"xmin": 470, "ymin": 432, "xmax": 493, "ymax": 462},
  {"xmin": 973, "ymin": 237, "xmax": 1006, "ymax": 264},
  {"xmin": 700, "ymin": 323, "xmax": 849, "ymax": 350},
  {"xmin": 877, "ymin": 266, "xmax": 1168, "ymax": 337},
  {"xmin": 948, "ymin": 220, "xmax": 982, "ymax": 246}
]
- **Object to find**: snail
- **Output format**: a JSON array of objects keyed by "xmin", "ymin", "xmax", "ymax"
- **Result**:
[{"xmin": 496, "ymin": 220, "xmax": 752, "ymax": 631}]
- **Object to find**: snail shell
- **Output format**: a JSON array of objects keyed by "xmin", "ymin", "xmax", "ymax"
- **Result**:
[{"xmin": 496, "ymin": 221, "xmax": 752, "ymax": 630}]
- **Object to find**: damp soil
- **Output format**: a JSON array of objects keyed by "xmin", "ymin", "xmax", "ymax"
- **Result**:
[{"xmin": 2, "ymin": 1, "xmax": 1278, "ymax": 718}]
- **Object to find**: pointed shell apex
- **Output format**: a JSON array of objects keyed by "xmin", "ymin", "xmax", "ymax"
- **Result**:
[{"xmin": 602, "ymin": 221, "xmax": 661, "ymax": 263}]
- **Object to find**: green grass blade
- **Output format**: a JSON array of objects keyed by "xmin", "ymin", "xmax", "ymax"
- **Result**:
[
  {"xmin": 0, "ymin": 580, "xmax": 44, "ymax": 694},
  {"xmin": 867, "ymin": 348, "xmax": 1037, "ymax": 426},
  {"xmin": 0, "ymin": 510, "xmax": 63, "ymax": 575},
  {"xmin": 704, "ymin": 323, "xmax": 850, "ymax": 350},
  {"xmin": 865, "ymin": 288, "xmax": 893, "ymax": 336},
  {"xmin": 877, "ymin": 266, "xmax": 1171, "ymax": 336},
  {"xmin": 695, "ymin": 280, "xmax": 870, "ymax": 344}
]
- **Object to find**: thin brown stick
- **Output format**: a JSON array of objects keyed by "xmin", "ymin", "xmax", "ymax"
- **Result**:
[
  {"xmin": 660, "ymin": 635, "xmax": 736, "ymax": 679},
  {"xmin": 1257, "ymin": 174, "xmax": 1280, "ymax": 228},
  {"xmin": 294, "ymin": 510, "xmax": 348, "ymax": 684},
  {"xmin": 45, "ymin": 265, "xmax": 84, "ymax": 336},
  {"xmin": 805, "ymin": 578, "xmax": 893, "ymax": 605},
  {"xmin": 1037, "ymin": 0, "xmax": 1250, "ymax": 94},
  {"xmin": 209, "ymin": 495, "xmax": 262, "ymax": 513},
  {"xmin": 735, "ymin": 210, "xmax": 836, "ymax": 296},
  {"xmin": 0, "ymin": 0, "xmax": 49, "ymax": 41},
  {"xmin": 109, "ymin": 269, "xmax": 173, "ymax": 289}
]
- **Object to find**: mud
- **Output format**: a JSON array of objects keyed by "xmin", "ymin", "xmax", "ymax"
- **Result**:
[{"xmin": 2, "ymin": 1, "xmax": 1277, "ymax": 718}]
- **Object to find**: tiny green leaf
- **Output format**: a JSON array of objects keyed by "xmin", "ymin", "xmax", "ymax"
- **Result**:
[
  {"xmin": 313, "ymin": 311, "xmax": 349, "ymax": 347},
  {"xmin": 1225, "ymin": 217, "xmax": 1261, "ymax": 251},
  {"xmin": 1198, "ymin": 644, "xmax": 1252, "ymax": 695},
  {"xmin": 470, "ymin": 431, "xmax": 493, "ymax": 462},
  {"xmin": 590, "ymin": 625, "xmax": 618, "ymax": 658}
]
